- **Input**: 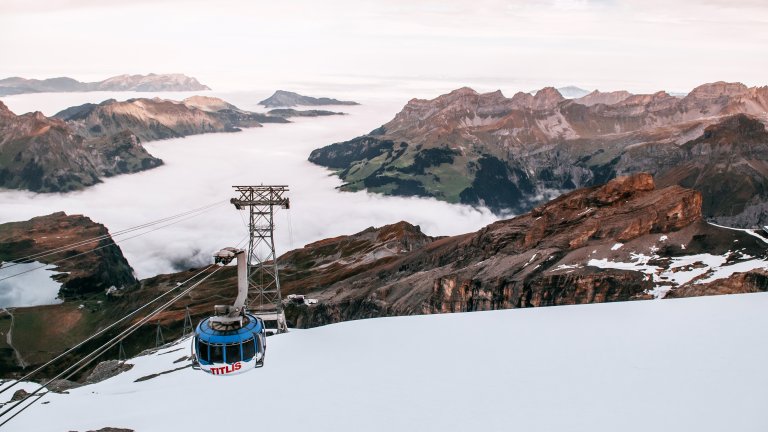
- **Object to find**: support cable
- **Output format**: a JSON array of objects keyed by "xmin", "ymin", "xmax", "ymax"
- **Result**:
[
  {"xmin": 0, "ymin": 264, "xmax": 216, "ymax": 396},
  {"xmin": 0, "ymin": 200, "xmax": 226, "ymax": 270},
  {"xmin": 0, "ymin": 204, "xmax": 224, "ymax": 284},
  {"xmin": 0, "ymin": 266, "xmax": 222, "ymax": 426}
]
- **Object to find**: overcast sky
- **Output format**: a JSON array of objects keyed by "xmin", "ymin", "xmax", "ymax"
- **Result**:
[{"xmin": 1, "ymin": 0, "xmax": 767, "ymax": 93}]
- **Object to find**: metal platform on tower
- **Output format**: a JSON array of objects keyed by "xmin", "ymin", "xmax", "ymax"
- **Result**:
[{"xmin": 230, "ymin": 185, "xmax": 290, "ymax": 335}]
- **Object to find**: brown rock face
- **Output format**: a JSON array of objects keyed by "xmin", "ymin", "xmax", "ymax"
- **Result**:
[
  {"xmin": 279, "ymin": 173, "xmax": 759, "ymax": 327},
  {"xmin": 0, "ymin": 212, "xmax": 137, "ymax": 297},
  {"xmin": 574, "ymin": 90, "xmax": 632, "ymax": 106},
  {"xmin": 278, "ymin": 221, "xmax": 435, "ymax": 293}
]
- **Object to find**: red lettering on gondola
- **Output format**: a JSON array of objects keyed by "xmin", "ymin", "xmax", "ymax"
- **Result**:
[{"xmin": 208, "ymin": 362, "xmax": 242, "ymax": 375}]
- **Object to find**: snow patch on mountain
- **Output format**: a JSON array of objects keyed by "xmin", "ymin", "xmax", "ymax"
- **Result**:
[{"xmin": 589, "ymin": 251, "xmax": 768, "ymax": 298}]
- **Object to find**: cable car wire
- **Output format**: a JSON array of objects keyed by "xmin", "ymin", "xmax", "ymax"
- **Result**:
[
  {"xmin": 0, "ymin": 233, "xmax": 247, "ymax": 398},
  {"xmin": 0, "ymin": 265, "xmax": 224, "ymax": 426},
  {"xmin": 0, "ymin": 204, "xmax": 225, "ymax": 284},
  {"xmin": 0, "ymin": 263, "xmax": 215, "ymax": 396},
  {"xmin": 0, "ymin": 200, "xmax": 226, "ymax": 271}
]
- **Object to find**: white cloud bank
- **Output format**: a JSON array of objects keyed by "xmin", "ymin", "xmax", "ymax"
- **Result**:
[{"xmin": 0, "ymin": 89, "xmax": 498, "ymax": 280}]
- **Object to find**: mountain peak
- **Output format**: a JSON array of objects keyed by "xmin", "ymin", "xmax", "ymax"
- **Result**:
[
  {"xmin": 182, "ymin": 96, "xmax": 239, "ymax": 112},
  {"xmin": 574, "ymin": 89, "xmax": 633, "ymax": 106},
  {"xmin": 532, "ymin": 86, "xmax": 564, "ymax": 109},
  {"xmin": 0, "ymin": 100, "xmax": 12, "ymax": 116},
  {"xmin": 687, "ymin": 81, "xmax": 748, "ymax": 99},
  {"xmin": 450, "ymin": 87, "xmax": 479, "ymax": 96}
]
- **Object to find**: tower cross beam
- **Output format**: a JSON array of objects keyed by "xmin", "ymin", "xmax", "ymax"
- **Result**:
[{"xmin": 231, "ymin": 185, "xmax": 289, "ymax": 334}]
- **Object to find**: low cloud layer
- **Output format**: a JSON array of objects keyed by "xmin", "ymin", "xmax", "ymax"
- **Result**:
[
  {"xmin": 0, "ymin": 88, "xmax": 498, "ymax": 280},
  {"xmin": 0, "ymin": 262, "xmax": 64, "ymax": 307}
]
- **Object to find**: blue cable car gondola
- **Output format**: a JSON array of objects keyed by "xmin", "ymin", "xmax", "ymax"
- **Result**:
[{"xmin": 192, "ymin": 248, "xmax": 266, "ymax": 375}]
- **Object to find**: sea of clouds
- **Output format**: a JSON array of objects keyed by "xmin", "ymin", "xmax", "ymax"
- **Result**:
[{"xmin": 0, "ymin": 87, "xmax": 498, "ymax": 305}]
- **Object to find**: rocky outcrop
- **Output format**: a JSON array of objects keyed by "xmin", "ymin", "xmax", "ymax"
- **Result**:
[
  {"xmin": 279, "ymin": 221, "xmax": 436, "ymax": 292},
  {"xmin": 0, "ymin": 73, "xmax": 209, "ymax": 96},
  {"xmin": 0, "ymin": 212, "xmax": 137, "ymax": 297},
  {"xmin": 259, "ymin": 90, "xmax": 359, "ymax": 108},
  {"xmin": 574, "ymin": 89, "xmax": 632, "ymax": 106},
  {"xmin": 0, "ymin": 102, "xmax": 162, "ymax": 192},
  {"xmin": 53, "ymin": 97, "xmax": 286, "ymax": 143},
  {"xmin": 309, "ymin": 81, "xmax": 768, "ymax": 224}
]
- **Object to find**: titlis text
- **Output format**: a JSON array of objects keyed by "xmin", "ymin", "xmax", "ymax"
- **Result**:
[{"xmin": 208, "ymin": 362, "xmax": 242, "ymax": 375}]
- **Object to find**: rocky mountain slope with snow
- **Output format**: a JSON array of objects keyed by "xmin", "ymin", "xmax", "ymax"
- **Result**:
[
  {"xmin": 309, "ymin": 81, "xmax": 768, "ymax": 225},
  {"xmin": 3, "ymin": 292, "xmax": 767, "ymax": 432},
  {"xmin": 0, "ymin": 73, "xmax": 210, "ymax": 96}
]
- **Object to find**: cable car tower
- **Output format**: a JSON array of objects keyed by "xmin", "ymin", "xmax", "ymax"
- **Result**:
[{"xmin": 231, "ymin": 185, "xmax": 289, "ymax": 334}]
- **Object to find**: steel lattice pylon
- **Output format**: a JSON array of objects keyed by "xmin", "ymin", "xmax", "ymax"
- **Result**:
[{"xmin": 231, "ymin": 185, "xmax": 290, "ymax": 334}]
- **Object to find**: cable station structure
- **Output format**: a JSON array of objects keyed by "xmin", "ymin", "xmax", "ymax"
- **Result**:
[{"xmin": 230, "ymin": 185, "xmax": 290, "ymax": 334}]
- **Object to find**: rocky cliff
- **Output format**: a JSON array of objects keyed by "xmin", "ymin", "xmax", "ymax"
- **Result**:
[
  {"xmin": 0, "ymin": 212, "xmax": 137, "ymax": 297},
  {"xmin": 309, "ymin": 81, "xmax": 768, "ymax": 226},
  {"xmin": 0, "ymin": 73, "xmax": 210, "ymax": 96}
]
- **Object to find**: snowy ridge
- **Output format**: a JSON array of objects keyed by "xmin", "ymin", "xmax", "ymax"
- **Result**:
[
  {"xmin": 590, "ymin": 251, "xmax": 768, "ymax": 298},
  {"xmin": 589, "ymin": 229, "xmax": 768, "ymax": 298},
  {"xmin": 3, "ymin": 293, "xmax": 768, "ymax": 432}
]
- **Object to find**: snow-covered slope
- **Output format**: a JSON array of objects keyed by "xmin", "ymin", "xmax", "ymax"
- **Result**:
[{"xmin": 4, "ymin": 293, "xmax": 768, "ymax": 432}]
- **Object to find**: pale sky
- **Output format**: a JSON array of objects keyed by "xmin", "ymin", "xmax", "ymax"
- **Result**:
[{"xmin": 1, "ymin": 0, "xmax": 767, "ymax": 93}]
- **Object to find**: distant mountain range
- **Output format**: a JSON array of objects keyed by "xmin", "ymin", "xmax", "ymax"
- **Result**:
[
  {"xmin": 309, "ymin": 81, "xmax": 768, "ymax": 227},
  {"xmin": 0, "ymin": 96, "xmax": 287, "ymax": 192},
  {"xmin": 259, "ymin": 90, "xmax": 359, "ymax": 108},
  {"xmin": 0, "ymin": 73, "xmax": 210, "ymax": 96}
]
